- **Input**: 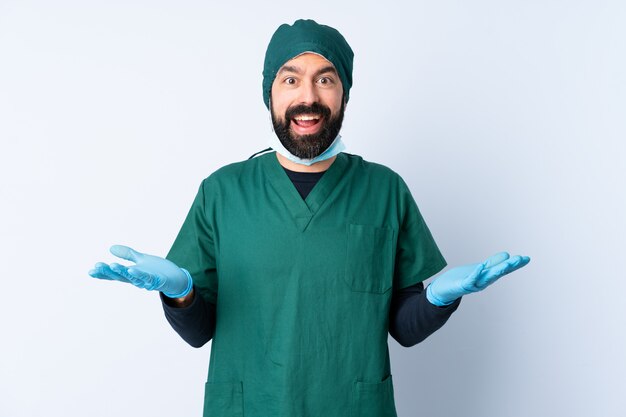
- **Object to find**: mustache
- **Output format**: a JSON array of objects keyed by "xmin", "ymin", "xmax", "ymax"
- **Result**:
[{"xmin": 285, "ymin": 102, "xmax": 331, "ymax": 120}]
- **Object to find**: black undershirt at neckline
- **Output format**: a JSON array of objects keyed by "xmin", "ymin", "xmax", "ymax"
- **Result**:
[{"xmin": 282, "ymin": 167, "xmax": 326, "ymax": 200}]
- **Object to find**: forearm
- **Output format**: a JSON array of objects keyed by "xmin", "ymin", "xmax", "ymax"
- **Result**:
[
  {"xmin": 388, "ymin": 283, "xmax": 461, "ymax": 347},
  {"xmin": 160, "ymin": 287, "xmax": 216, "ymax": 348}
]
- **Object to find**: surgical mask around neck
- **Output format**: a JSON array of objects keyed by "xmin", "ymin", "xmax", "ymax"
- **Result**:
[{"xmin": 268, "ymin": 134, "xmax": 345, "ymax": 167}]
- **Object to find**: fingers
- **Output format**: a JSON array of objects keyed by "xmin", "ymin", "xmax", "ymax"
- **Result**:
[
  {"xmin": 110, "ymin": 245, "xmax": 142, "ymax": 263},
  {"xmin": 459, "ymin": 252, "xmax": 512, "ymax": 291},
  {"xmin": 508, "ymin": 255, "xmax": 531, "ymax": 272},
  {"xmin": 109, "ymin": 262, "xmax": 133, "ymax": 279},
  {"xmin": 110, "ymin": 263, "xmax": 159, "ymax": 291},
  {"xmin": 127, "ymin": 267, "xmax": 160, "ymax": 291},
  {"xmin": 475, "ymin": 255, "xmax": 531, "ymax": 288},
  {"xmin": 88, "ymin": 262, "xmax": 131, "ymax": 284},
  {"xmin": 492, "ymin": 255, "xmax": 530, "ymax": 275},
  {"xmin": 483, "ymin": 252, "xmax": 510, "ymax": 268},
  {"xmin": 89, "ymin": 256, "xmax": 160, "ymax": 292}
]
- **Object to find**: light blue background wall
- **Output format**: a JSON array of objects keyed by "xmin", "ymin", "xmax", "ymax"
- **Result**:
[{"xmin": 1, "ymin": 1, "xmax": 624, "ymax": 416}]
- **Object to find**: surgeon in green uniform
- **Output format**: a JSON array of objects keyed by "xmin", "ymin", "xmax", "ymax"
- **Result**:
[{"xmin": 89, "ymin": 19, "xmax": 531, "ymax": 417}]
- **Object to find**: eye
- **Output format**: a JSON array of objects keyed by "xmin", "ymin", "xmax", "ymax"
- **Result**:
[
  {"xmin": 284, "ymin": 77, "xmax": 296, "ymax": 85},
  {"xmin": 318, "ymin": 77, "xmax": 331, "ymax": 84}
]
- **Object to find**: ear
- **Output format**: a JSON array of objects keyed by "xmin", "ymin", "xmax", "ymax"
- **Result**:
[{"xmin": 268, "ymin": 97, "xmax": 275, "ymax": 132}]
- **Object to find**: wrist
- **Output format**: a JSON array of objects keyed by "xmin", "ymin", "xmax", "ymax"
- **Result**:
[
  {"xmin": 426, "ymin": 284, "xmax": 455, "ymax": 307},
  {"xmin": 164, "ymin": 287, "xmax": 195, "ymax": 308},
  {"xmin": 163, "ymin": 268, "xmax": 194, "ymax": 299}
]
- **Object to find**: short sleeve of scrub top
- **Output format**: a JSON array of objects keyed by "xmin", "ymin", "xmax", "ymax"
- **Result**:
[
  {"xmin": 166, "ymin": 179, "xmax": 218, "ymax": 306},
  {"xmin": 392, "ymin": 177, "xmax": 447, "ymax": 290}
]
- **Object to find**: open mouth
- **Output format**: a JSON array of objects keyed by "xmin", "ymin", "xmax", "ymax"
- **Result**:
[
  {"xmin": 292, "ymin": 114, "xmax": 321, "ymax": 127},
  {"xmin": 291, "ymin": 114, "xmax": 323, "ymax": 134}
]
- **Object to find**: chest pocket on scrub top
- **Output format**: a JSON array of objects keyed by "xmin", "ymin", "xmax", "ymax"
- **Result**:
[{"xmin": 344, "ymin": 223, "xmax": 395, "ymax": 293}]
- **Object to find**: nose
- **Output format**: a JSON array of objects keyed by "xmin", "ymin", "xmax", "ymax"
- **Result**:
[{"xmin": 297, "ymin": 80, "xmax": 320, "ymax": 105}]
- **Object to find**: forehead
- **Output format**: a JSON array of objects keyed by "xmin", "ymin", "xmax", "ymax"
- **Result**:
[{"xmin": 278, "ymin": 52, "xmax": 336, "ymax": 74}]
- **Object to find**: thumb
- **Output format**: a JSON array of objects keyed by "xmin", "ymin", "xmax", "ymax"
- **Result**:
[{"xmin": 110, "ymin": 245, "xmax": 143, "ymax": 263}]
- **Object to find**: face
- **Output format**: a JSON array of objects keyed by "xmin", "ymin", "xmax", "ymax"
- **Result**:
[{"xmin": 270, "ymin": 53, "xmax": 345, "ymax": 159}]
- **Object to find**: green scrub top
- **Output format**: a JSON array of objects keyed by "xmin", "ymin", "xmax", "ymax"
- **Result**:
[{"xmin": 167, "ymin": 152, "xmax": 447, "ymax": 417}]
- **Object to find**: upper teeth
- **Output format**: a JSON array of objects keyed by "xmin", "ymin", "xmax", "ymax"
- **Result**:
[{"xmin": 294, "ymin": 115, "xmax": 319, "ymax": 121}]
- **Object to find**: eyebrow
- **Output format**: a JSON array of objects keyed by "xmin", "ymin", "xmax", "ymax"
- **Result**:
[{"xmin": 277, "ymin": 65, "xmax": 338, "ymax": 78}]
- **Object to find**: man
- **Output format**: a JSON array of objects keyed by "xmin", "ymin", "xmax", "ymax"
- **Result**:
[{"xmin": 89, "ymin": 19, "xmax": 530, "ymax": 417}]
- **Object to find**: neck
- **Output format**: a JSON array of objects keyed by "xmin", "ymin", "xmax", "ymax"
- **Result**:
[{"xmin": 276, "ymin": 153, "xmax": 336, "ymax": 172}]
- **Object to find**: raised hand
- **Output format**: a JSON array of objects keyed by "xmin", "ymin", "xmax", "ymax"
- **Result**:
[
  {"xmin": 89, "ymin": 245, "xmax": 193, "ymax": 298},
  {"xmin": 426, "ymin": 252, "xmax": 530, "ymax": 306}
]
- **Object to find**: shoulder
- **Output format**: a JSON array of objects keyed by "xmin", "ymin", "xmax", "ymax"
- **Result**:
[
  {"xmin": 201, "ymin": 152, "xmax": 271, "ymax": 187},
  {"xmin": 342, "ymin": 152, "xmax": 407, "ymax": 188}
]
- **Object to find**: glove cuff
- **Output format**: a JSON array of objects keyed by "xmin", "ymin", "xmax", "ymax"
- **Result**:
[
  {"xmin": 426, "ymin": 284, "xmax": 455, "ymax": 307},
  {"xmin": 163, "ymin": 268, "xmax": 193, "ymax": 299}
]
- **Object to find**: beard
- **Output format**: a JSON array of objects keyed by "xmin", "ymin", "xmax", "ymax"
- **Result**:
[{"xmin": 270, "ymin": 99, "xmax": 345, "ymax": 159}]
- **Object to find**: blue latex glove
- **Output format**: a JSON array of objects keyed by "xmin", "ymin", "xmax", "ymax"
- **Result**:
[
  {"xmin": 426, "ymin": 252, "xmax": 531, "ymax": 306},
  {"xmin": 88, "ymin": 245, "xmax": 193, "ymax": 298}
]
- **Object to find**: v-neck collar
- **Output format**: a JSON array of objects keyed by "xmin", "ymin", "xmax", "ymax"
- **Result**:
[{"xmin": 263, "ymin": 152, "xmax": 348, "ymax": 232}]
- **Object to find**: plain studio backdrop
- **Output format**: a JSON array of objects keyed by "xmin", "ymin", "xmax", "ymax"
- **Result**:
[{"xmin": 1, "ymin": 1, "xmax": 624, "ymax": 416}]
